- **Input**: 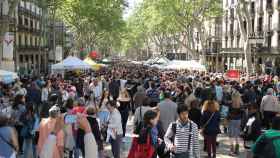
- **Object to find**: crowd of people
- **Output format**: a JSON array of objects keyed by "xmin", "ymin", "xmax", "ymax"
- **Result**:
[{"xmin": 1, "ymin": 63, "xmax": 280, "ymax": 158}]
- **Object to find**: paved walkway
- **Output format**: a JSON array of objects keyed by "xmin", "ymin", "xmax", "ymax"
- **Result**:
[{"xmin": 104, "ymin": 116, "xmax": 247, "ymax": 158}]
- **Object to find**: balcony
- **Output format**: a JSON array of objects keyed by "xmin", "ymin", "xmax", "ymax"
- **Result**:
[
  {"xmin": 221, "ymin": 48, "xmax": 243, "ymax": 54},
  {"xmin": 266, "ymin": 2, "xmax": 273, "ymax": 12},
  {"xmin": 17, "ymin": 45, "xmax": 43, "ymax": 51},
  {"xmin": 206, "ymin": 48, "xmax": 219, "ymax": 54},
  {"xmin": 17, "ymin": 24, "xmax": 29, "ymax": 32},
  {"xmin": 18, "ymin": 6, "xmax": 42, "ymax": 20},
  {"xmin": 255, "ymin": 46, "xmax": 271, "ymax": 53},
  {"xmin": 0, "ymin": 15, "xmax": 16, "ymax": 24}
]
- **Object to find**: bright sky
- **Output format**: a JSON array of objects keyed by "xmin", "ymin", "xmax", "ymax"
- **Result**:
[{"xmin": 123, "ymin": 0, "xmax": 141, "ymax": 19}]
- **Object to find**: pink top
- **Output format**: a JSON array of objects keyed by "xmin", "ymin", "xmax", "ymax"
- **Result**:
[{"xmin": 37, "ymin": 118, "xmax": 64, "ymax": 158}]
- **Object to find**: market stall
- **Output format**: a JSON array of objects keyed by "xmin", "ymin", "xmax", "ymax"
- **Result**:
[
  {"xmin": 51, "ymin": 56, "xmax": 91, "ymax": 73},
  {"xmin": 0, "ymin": 70, "xmax": 19, "ymax": 84},
  {"xmin": 84, "ymin": 57, "xmax": 106, "ymax": 70}
]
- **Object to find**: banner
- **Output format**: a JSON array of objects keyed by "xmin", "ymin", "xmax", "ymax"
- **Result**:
[
  {"xmin": 3, "ymin": 32, "xmax": 14, "ymax": 60},
  {"xmin": 226, "ymin": 70, "xmax": 240, "ymax": 80}
]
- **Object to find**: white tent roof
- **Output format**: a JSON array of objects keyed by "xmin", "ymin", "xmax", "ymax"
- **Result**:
[
  {"xmin": 155, "ymin": 57, "xmax": 170, "ymax": 64},
  {"xmin": 51, "ymin": 56, "xmax": 91, "ymax": 70},
  {"xmin": 145, "ymin": 56, "xmax": 170, "ymax": 65},
  {"xmin": 0, "ymin": 70, "xmax": 19, "ymax": 84},
  {"xmin": 164, "ymin": 60, "xmax": 206, "ymax": 71}
]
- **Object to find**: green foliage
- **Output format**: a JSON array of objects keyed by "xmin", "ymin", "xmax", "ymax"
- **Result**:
[
  {"xmin": 55, "ymin": 0, "xmax": 126, "ymax": 55},
  {"xmin": 121, "ymin": 0, "xmax": 222, "ymax": 55}
]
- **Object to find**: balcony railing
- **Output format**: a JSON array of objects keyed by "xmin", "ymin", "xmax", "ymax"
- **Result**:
[
  {"xmin": 17, "ymin": 45, "xmax": 43, "ymax": 50},
  {"xmin": 255, "ymin": 47, "xmax": 271, "ymax": 53},
  {"xmin": 267, "ymin": 3, "xmax": 273, "ymax": 12},
  {"xmin": 18, "ymin": 6, "xmax": 42, "ymax": 19},
  {"xmin": 0, "ymin": 15, "xmax": 16, "ymax": 24}
]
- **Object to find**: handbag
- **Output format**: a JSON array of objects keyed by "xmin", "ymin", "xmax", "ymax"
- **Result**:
[
  {"xmin": 128, "ymin": 134, "xmax": 155, "ymax": 158},
  {"xmin": 201, "ymin": 112, "xmax": 215, "ymax": 135}
]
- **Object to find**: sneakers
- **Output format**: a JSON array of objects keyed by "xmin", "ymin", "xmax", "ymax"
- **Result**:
[{"xmin": 229, "ymin": 144, "xmax": 240, "ymax": 156}]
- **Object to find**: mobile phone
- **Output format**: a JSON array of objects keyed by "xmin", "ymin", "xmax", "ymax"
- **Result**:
[{"xmin": 64, "ymin": 114, "xmax": 77, "ymax": 124}]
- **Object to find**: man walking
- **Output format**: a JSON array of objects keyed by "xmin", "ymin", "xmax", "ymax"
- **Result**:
[
  {"xmin": 158, "ymin": 91, "xmax": 178, "ymax": 132},
  {"xmin": 164, "ymin": 105, "xmax": 200, "ymax": 158}
]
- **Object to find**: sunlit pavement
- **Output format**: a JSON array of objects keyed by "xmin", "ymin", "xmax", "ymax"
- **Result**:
[{"xmin": 104, "ymin": 116, "xmax": 246, "ymax": 158}]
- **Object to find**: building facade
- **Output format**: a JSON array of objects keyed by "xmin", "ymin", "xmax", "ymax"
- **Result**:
[
  {"xmin": 16, "ymin": 1, "xmax": 48, "ymax": 75},
  {"xmin": 222, "ymin": 0, "xmax": 280, "ymax": 73},
  {"xmin": 204, "ymin": 17, "xmax": 223, "ymax": 72}
]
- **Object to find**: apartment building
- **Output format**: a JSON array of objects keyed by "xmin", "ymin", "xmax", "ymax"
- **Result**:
[
  {"xmin": 221, "ymin": 0, "xmax": 280, "ymax": 73},
  {"xmin": 16, "ymin": 1, "xmax": 48, "ymax": 74}
]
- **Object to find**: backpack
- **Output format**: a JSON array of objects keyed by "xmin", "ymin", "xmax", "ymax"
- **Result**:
[
  {"xmin": 254, "ymin": 135, "xmax": 280, "ymax": 158},
  {"xmin": 166, "ymin": 122, "xmax": 193, "ymax": 156}
]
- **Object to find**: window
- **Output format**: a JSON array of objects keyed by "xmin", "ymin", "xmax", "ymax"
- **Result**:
[
  {"xmin": 251, "ymin": 2, "xmax": 255, "ymax": 14},
  {"xmin": 231, "ymin": 37, "xmax": 234, "ymax": 48},
  {"xmin": 18, "ymin": 16, "xmax": 23, "ymax": 25},
  {"xmin": 252, "ymin": 19, "xmax": 255, "ymax": 33},
  {"xmin": 0, "ymin": 2, "xmax": 3, "ymax": 16},
  {"xmin": 225, "ymin": 36, "xmax": 228, "ymax": 48},
  {"xmin": 268, "ymin": 14, "xmax": 272, "ymax": 31},
  {"xmin": 18, "ymin": 35, "xmax": 22, "ymax": 46},
  {"xmin": 237, "ymin": 35, "xmax": 240, "ymax": 48},
  {"xmin": 30, "ymin": 36, "xmax": 33, "ymax": 46},
  {"xmin": 230, "ymin": 8, "xmax": 234, "ymax": 19},
  {"xmin": 24, "ymin": 18, "xmax": 28, "ymax": 26},
  {"xmin": 30, "ymin": 20, "xmax": 33, "ymax": 29},
  {"xmin": 25, "ymin": 36, "xmax": 28, "ymax": 46},
  {"xmin": 268, "ymin": 35, "xmax": 272, "ymax": 48},
  {"xmin": 243, "ymin": 21, "xmax": 247, "ymax": 32},
  {"xmin": 230, "ymin": 23, "xmax": 234, "ymax": 35},
  {"xmin": 25, "ymin": 55, "xmax": 28, "ymax": 62},
  {"xmin": 258, "ymin": 17, "xmax": 263, "ymax": 33},
  {"xmin": 19, "ymin": 55, "xmax": 23, "ymax": 63}
]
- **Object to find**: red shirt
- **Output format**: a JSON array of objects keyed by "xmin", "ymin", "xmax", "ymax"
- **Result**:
[{"xmin": 72, "ymin": 106, "xmax": 86, "ymax": 114}]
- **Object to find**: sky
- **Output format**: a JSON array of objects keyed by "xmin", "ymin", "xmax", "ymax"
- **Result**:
[{"xmin": 123, "ymin": 0, "xmax": 141, "ymax": 19}]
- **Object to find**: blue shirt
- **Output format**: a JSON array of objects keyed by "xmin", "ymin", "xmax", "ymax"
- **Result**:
[
  {"xmin": 215, "ymin": 86, "xmax": 223, "ymax": 102},
  {"xmin": 0, "ymin": 126, "xmax": 14, "ymax": 157}
]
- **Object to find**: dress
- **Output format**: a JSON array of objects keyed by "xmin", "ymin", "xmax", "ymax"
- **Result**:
[{"xmin": 37, "ymin": 118, "xmax": 64, "ymax": 158}]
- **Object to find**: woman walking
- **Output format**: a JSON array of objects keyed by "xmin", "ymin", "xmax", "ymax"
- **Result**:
[
  {"xmin": 201, "ymin": 100, "xmax": 221, "ymax": 158},
  {"xmin": 227, "ymin": 91, "xmax": 244, "ymax": 156},
  {"xmin": 117, "ymin": 89, "xmax": 131, "ymax": 137},
  {"xmin": 106, "ymin": 99, "xmax": 123, "ymax": 158}
]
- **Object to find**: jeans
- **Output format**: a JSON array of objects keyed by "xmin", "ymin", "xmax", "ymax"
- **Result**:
[
  {"xmin": 110, "ymin": 135, "xmax": 122, "ymax": 158},
  {"xmin": 23, "ymin": 138, "xmax": 35, "ymax": 158}
]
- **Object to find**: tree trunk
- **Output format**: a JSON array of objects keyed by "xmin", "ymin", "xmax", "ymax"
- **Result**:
[
  {"xmin": 236, "ymin": 0, "xmax": 254, "ymax": 76},
  {"xmin": 244, "ymin": 40, "xmax": 253, "ymax": 76}
]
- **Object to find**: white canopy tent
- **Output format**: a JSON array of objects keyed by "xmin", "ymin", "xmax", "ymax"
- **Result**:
[
  {"xmin": 0, "ymin": 70, "xmax": 19, "ymax": 84},
  {"xmin": 164, "ymin": 60, "xmax": 206, "ymax": 71},
  {"xmin": 144, "ymin": 56, "xmax": 170, "ymax": 65},
  {"xmin": 51, "ymin": 56, "xmax": 91, "ymax": 72}
]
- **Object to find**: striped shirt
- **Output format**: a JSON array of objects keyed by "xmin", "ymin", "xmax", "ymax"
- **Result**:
[{"xmin": 164, "ymin": 120, "xmax": 200, "ymax": 158}]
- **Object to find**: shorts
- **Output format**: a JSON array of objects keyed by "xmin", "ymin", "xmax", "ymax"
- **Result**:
[{"xmin": 228, "ymin": 119, "xmax": 241, "ymax": 137}]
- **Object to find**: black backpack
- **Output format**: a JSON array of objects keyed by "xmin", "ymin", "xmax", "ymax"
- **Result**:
[{"xmin": 253, "ymin": 135, "xmax": 280, "ymax": 158}]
